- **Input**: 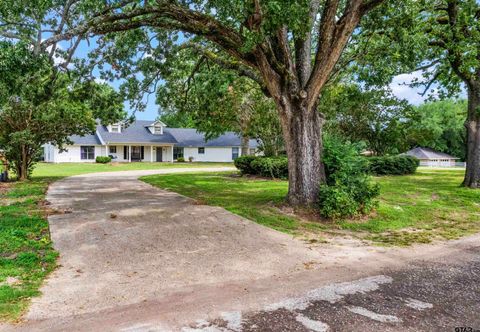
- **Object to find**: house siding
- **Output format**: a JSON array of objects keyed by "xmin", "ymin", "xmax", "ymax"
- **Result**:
[{"xmin": 183, "ymin": 147, "xmax": 240, "ymax": 162}]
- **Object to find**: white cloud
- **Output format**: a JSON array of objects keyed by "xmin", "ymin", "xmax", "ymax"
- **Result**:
[{"xmin": 389, "ymin": 71, "xmax": 432, "ymax": 105}]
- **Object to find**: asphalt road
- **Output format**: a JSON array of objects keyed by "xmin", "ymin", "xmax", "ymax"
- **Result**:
[{"xmin": 182, "ymin": 245, "xmax": 480, "ymax": 332}]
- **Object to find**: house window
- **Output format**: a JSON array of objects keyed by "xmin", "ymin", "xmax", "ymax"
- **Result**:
[
  {"xmin": 174, "ymin": 147, "xmax": 184, "ymax": 160},
  {"xmin": 80, "ymin": 146, "xmax": 95, "ymax": 160},
  {"xmin": 154, "ymin": 125, "xmax": 163, "ymax": 134},
  {"xmin": 198, "ymin": 147, "xmax": 205, "ymax": 154},
  {"xmin": 109, "ymin": 146, "xmax": 117, "ymax": 154},
  {"xmin": 232, "ymin": 147, "xmax": 239, "ymax": 160},
  {"xmin": 111, "ymin": 124, "xmax": 121, "ymax": 133}
]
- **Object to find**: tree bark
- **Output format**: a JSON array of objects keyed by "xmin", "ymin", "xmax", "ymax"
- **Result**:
[
  {"xmin": 18, "ymin": 145, "xmax": 28, "ymax": 181},
  {"xmin": 463, "ymin": 83, "xmax": 480, "ymax": 188},
  {"xmin": 241, "ymin": 134, "xmax": 250, "ymax": 156},
  {"xmin": 278, "ymin": 100, "xmax": 326, "ymax": 206}
]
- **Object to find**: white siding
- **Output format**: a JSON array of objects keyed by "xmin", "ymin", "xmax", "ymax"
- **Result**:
[
  {"xmin": 53, "ymin": 145, "xmax": 104, "ymax": 163},
  {"xmin": 419, "ymin": 159, "xmax": 456, "ymax": 167},
  {"xmin": 183, "ymin": 147, "xmax": 239, "ymax": 162}
]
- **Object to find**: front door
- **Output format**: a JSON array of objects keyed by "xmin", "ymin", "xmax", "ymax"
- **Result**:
[
  {"xmin": 156, "ymin": 147, "xmax": 163, "ymax": 162},
  {"xmin": 131, "ymin": 146, "xmax": 142, "ymax": 161}
]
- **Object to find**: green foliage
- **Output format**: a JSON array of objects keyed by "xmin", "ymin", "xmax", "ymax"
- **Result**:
[
  {"xmin": 156, "ymin": 49, "xmax": 283, "ymax": 155},
  {"xmin": 250, "ymin": 157, "xmax": 288, "ymax": 179},
  {"xmin": 367, "ymin": 156, "xmax": 419, "ymax": 176},
  {"xmin": 234, "ymin": 155, "xmax": 288, "ymax": 179},
  {"xmin": 406, "ymin": 99, "xmax": 466, "ymax": 160},
  {"xmin": 233, "ymin": 155, "xmax": 257, "ymax": 174},
  {"xmin": 176, "ymin": 157, "xmax": 186, "ymax": 163},
  {"xmin": 321, "ymin": 83, "xmax": 412, "ymax": 155},
  {"xmin": 0, "ymin": 41, "xmax": 125, "ymax": 179},
  {"xmin": 318, "ymin": 136, "xmax": 380, "ymax": 219},
  {"xmin": 95, "ymin": 156, "xmax": 112, "ymax": 164}
]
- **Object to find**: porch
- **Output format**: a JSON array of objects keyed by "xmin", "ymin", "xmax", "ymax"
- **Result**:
[{"xmin": 106, "ymin": 144, "xmax": 174, "ymax": 162}]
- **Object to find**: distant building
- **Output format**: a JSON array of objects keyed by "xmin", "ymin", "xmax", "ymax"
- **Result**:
[{"xmin": 404, "ymin": 147, "xmax": 459, "ymax": 167}]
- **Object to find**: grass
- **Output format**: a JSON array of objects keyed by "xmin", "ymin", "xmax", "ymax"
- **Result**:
[
  {"xmin": 141, "ymin": 168, "xmax": 480, "ymax": 246},
  {"xmin": 32, "ymin": 161, "xmax": 233, "ymax": 178},
  {"xmin": 0, "ymin": 179, "xmax": 58, "ymax": 321},
  {"xmin": 0, "ymin": 161, "xmax": 232, "ymax": 321}
]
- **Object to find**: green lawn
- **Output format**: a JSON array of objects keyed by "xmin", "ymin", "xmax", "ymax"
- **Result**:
[
  {"xmin": 32, "ymin": 161, "xmax": 233, "ymax": 178},
  {"xmin": 142, "ymin": 168, "xmax": 480, "ymax": 246},
  {"xmin": 0, "ymin": 179, "xmax": 57, "ymax": 321},
  {"xmin": 0, "ymin": 161, "xmax": 232, "ymax": 321}
]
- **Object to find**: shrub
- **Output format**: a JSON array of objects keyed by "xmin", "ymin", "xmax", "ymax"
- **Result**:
[
  {"xmin": 234, "ymin": 155, "xmax": 258, "ymax": 174},
  {"xmin": 95, "ymin": 156, "xmax": 112, "ymax": 164},
  {"xmin": 317, "ymin": 136, "xmax": 380, "ymax": 219},
  {"xmin": 177, "ymin": 157, "xmax": 185, "ymax": 162},
  {"xmin": 367, "ymin": 155, "xmax": 419, "ymax": 175},
  {"xmin": 188, "ymin": 156, "xmax": 194, "ymax": 162},
  {"xmin": 250, "ymin": 157, "xmax": 288, "ymax": 179}
]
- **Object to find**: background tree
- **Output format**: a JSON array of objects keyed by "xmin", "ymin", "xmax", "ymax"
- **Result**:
[
  {"xmin": 355, "ymin": 0, "xmax": 480, "ymax": 187},
  {"xmin": 3, "ymin": 0, "xmax": 388, "ymax": 206},
  {"xmin": 156, "ymin": 48, "xmax": 283, "ymax": 156},
  {"xmin": 406, "ymin": 99, "xmax": 467, "ymax": 160},
  {"xmin": 320, "ymin": 84, "xmax": 412, "ymax": 155},
  {"xmin": 0, "ymin": 42, "xmax": 125, "ymax": 180}
]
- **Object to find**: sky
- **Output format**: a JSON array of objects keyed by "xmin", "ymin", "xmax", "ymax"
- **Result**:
[{"xmin": 67, "ymin": 39, "xmax": 443, "ymax": 122}]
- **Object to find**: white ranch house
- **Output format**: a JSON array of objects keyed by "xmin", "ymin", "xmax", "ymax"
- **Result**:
[{"xmin": 44, "ymin": 120, "xmax": 258, "ymax": 163}]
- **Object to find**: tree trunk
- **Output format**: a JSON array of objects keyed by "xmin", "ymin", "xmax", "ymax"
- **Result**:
[
  {"xmin": 241, "ymin": 134, "xmax": 250, "ymax": 156},
  {"xmin": 463, "ymin": 84, "xmax": 480, "ymax": 188},
  {"xmin": 279, "ymin": 101, "xmax": 326, "ymax": 206}
]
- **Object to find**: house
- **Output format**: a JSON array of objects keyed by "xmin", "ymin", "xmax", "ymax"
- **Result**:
[
  {"xmin": 43, "ymin": 120, "xmax": 258, "ymax": 163},
  {"xmin": 404, "ymin": 147, "xmax": 460, "ymax": 167}
]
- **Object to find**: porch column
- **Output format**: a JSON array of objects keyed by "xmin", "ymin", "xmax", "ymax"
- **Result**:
[
  {"xmin": 170, "ymin": 146, "xmax": 174, "ymax": 162},
  {"xmin": 151, "ymin": 146, "xmax": 154, "ymax": 162},
  {"xmin": 128, "ymin": 145, "xmax": 131, "ymax": 162},
  {"xmin": 106, "ymin": 145, "xmax": 108, "ymax": 157}
]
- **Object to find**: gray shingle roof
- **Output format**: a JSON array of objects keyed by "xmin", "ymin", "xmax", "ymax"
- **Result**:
[
  {"xmin": 97, "ymin": 120, "xmax": 178, "ymax": 144},
  {"xmin": 69, "ymin": 134, "xmax": 102, "ymax": 145},
  {"xmin": 166, "ymin": 128, "xmax": 258, "ymax": 148},
  {"xmin": 69, "ymin": 120, "xmax": 259, "ymax": 148},
  {"xmin": 404, "ymin": 147, "xmax": 459, "ymax": 160}
]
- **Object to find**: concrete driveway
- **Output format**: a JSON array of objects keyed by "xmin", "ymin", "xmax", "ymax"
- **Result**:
[{"xmin": 2, "ymin": 167, "xmax": 479, "ymax": 331}]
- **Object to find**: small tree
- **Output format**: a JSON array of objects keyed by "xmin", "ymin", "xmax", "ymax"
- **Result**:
[{"xmin": 0, "ymin": 42, "xmax": 125, "ymax": 180}]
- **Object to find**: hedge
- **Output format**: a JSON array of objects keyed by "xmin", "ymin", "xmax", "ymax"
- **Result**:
[
  {"xmin": 95, "ymin": 156, "xmax": 112, "ymax": 164},
  {"xmin": 367, "ymin": 155, "xmax": 419, "ymax": 175},
  {"xmin": 234, "ymin": 155, "xmax": 288, "ymax": 179}
]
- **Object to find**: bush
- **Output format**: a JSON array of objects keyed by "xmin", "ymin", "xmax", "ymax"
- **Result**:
[
  {"xmin": 95, "ymin": 156, "xmax": 112, "ymax": 164},
  {"xmin": 176, "ymin": 157, "xmax": 185, "ymax": 162},
  {"xmin": 234, "ymin": 155, "xmax": 288, "ymax": 179},
  {"xmin": 317, "ymin": 136, "xmax": 380, "ymax": 219},
  {"xmin": 234, "ymin": 155, "xmax": 258, "ymax": 174},
  {"xmin": 367, "ymin": 155, "xmax": 419, "ymax": 175},
  {"xmin": 251, "ymin": 157, "xmax": 288, "ymax": 179}
]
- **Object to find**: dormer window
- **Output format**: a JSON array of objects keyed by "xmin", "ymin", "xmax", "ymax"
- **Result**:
[
  {"xmin": 153, "ymin": 124, "xmax": 163, "ymax": 135},
  {"xmin": 147, "ymin": 120, "xmax": 166, "ymax": 135},
  {"xmin": 109, "ymin": 123, "xmax": 122, "ymax": 133}
]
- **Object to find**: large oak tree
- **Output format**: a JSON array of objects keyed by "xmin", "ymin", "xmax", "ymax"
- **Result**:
[{"xmin": 1, "ymin": 0, "xmax": 386, "ymax": 204}]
